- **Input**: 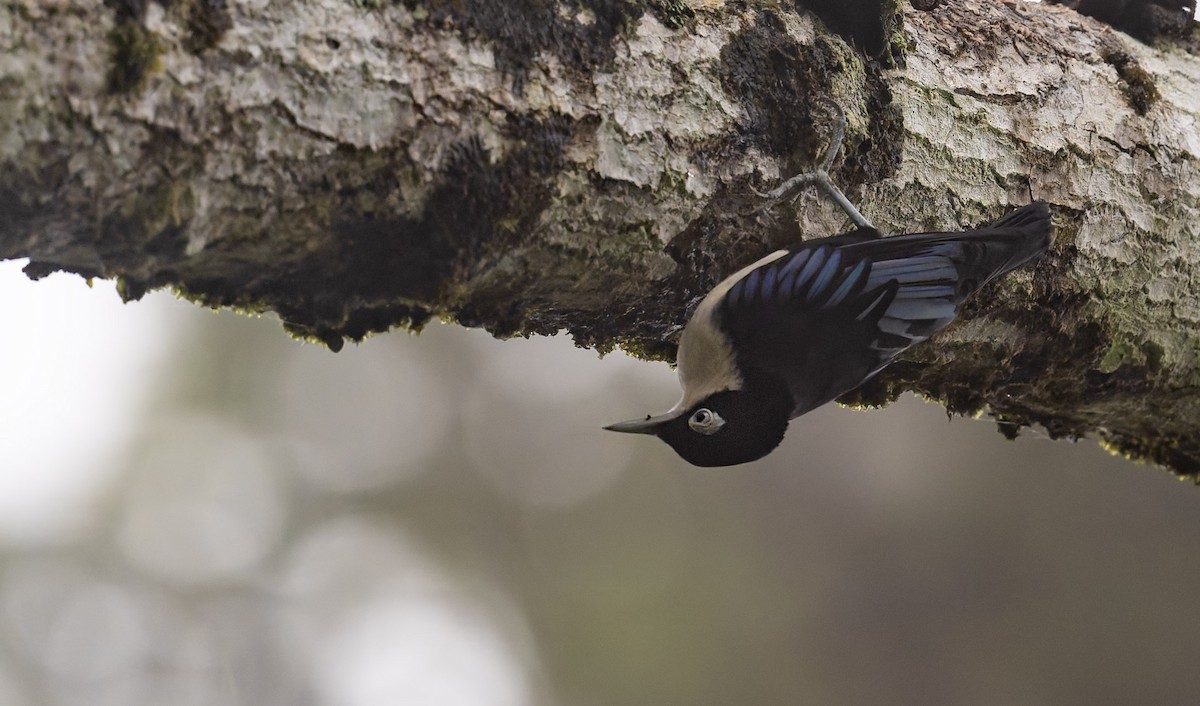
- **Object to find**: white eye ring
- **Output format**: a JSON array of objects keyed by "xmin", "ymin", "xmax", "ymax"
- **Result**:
[{"xmin": 688, "ymin": 408, "xmax": 725, "ymax": 435}]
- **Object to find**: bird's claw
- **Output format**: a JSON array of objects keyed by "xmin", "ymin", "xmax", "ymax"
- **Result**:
[{"xmin": 758, "ymin": 99, "xmax": 874, "ymax": 230}]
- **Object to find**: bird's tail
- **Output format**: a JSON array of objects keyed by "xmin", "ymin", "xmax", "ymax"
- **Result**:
[
  {"xmin": 852, "ymin": 201, "xmax": 1052, "ymax": 293},
  {"xmin": 964, "ymin": 201, "xmax": 1053, "ymax": 285},
  {"xmin": 846, "ymin": 202, "xmax": 1052, "ymax": 354}
]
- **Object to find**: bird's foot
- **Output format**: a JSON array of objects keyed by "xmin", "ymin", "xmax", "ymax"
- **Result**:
[{"xmin": 755, "ymin": 98, "xmax": 873, "ymax": 230}]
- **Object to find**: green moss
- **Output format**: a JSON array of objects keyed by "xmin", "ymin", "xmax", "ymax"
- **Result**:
[
  {"xmin": 611, "ymin": 336, "xmax": 677, "ymax": 363},
  {"xmin": 1101, "ymin": 432, "xmax": 1200, "ymax": 482},
  {"xmin": 1097, "ymin": 339, "xmax": 1134, "ymax": 373},
  {"xmin": 878, "ymin": 0, "xmax": 910, "ymax": 67},
  {"xmin": 280, "ymin": 303, "xmax": 435, "ymax": 351},
  {"xmin": 102, "ymin": 178, "xmax": 194, "ymax": 268},
  {"xmin": 181, "ymin": 0, "xmax": 233, "ymax": 53},
  {"xmin": 1100, "ymin": 43, "xmax": 1160, "ymax": 116},
  {"xmin": 714, "ymin": 8, "xmax": 901, "ymax": 189},
  {"xmin": 1142, "ymin": 339, "xmax": 1165, "ymax": 372},
  {"xmin": 718, "ymin": 12, "xmax": 836, "ymax": 174},
  {"xmin": 105, "ymin": 0, "xmax": 230, "ymax": 95},
  {"xmin": 850, "ymin": 60, "xmax": 903, "ymax": 186},
  {"xmin": 1116, "ymin": 63, "xmax": 1159, "ymax": 115},
  {"xmin": 835, "ymin": 374, "xmax": 908, "ymax": 410},
  {"xmin": 993, "ymin": 411, "xmax": 1030, "ymax": 441},
  {"xmin": 107, "ymin": 20, "xmax": 162, "ymax": 95},
  {"xmin": 1095, "ymin": 332, "xmax": 1168, "ymax": 375},
  {"xmin": 116, "ymin": 276, "xmax": 149, "ymax": 301},
  {"xmin": 647, "ymin": 0, "xmax": 695, "ymax": 29}
]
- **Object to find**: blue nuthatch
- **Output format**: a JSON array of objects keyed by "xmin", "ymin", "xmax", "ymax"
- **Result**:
[{"xmin": 605, "ymin": 200, "xmax": 1050, "ymax": 466}]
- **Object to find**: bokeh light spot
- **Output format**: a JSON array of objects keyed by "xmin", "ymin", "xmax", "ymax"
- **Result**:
[{"xmin": 117, "ymin": 414, "xmax": 285, "ymax": 585}]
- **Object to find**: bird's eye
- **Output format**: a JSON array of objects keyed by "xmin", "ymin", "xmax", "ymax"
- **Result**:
[{"xmin": 688, "ymin": 408, "xmax": 725, "ymax": 435}]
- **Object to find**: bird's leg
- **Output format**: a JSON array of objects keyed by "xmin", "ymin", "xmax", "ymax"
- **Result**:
[{"xmin": 757, "ymin": 100, "xmax": 874, "ymax": 230}]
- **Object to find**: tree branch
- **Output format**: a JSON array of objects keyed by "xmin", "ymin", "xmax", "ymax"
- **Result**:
[{"xmin": 2, "ymin": 0, "xmax": 1199, "ymax": 475}]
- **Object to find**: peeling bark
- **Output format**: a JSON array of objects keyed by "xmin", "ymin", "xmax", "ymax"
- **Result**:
[{"xmin": 1, "ymin": 0, "xmax": 1199, "ymax": 476}]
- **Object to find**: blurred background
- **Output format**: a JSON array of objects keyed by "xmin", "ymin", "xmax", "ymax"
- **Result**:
[{"xmin": 1, "ymin": 258, "xmax": 1199, "ymax": 706}]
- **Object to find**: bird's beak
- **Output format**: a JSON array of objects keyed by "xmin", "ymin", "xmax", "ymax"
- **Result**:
[{"xmin": 603, "ymin": 412, "xmax": 676, "ymax": 435}]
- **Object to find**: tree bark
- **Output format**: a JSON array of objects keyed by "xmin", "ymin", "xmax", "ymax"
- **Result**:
[{"xmin": 2, "ymin": 0, "xmax": 1199, "ymax": 475}]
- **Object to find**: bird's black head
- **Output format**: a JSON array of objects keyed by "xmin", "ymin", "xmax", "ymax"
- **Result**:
[{"xmin": 605, "ymin": 381, "xmax": 794, "ymax": 467}]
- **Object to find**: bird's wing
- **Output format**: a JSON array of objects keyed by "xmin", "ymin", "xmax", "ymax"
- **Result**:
[
  {"xmin": 717, "ymin": 203, "xmax": 1050, "ymax": 416},
  {"xmin": 716, "ymin": 244, "xmax": 903, "ymax": 416}
]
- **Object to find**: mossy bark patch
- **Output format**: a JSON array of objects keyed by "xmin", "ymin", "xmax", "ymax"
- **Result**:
[
  {"xmin": 397, "ymin": 0, "xmax": 674, "ymax": 85},
  {"xmin": 182, "ymin": 0, "xmax": 234, "ymax": 53},
  {"xmin": 718, "ymin": 11, "xmax": 831, "ymax": 174},
  {"xmin": 1100, "ymin": 40, "xmax": 1161, "ymax": 115},
  {"xmin": 163, "ymin": 113, "xmax": 582, "ymax": 348},
  {"xmin": 715, "ymin": 9, "xmax": 901, "ymax": 200},
  {"xmin": 107, "ymin": 18, "xmax": 162, "ymax": 94},
  {"xmin": 104, "ymin": 0, "xmax": 233, "ymax": 94}
]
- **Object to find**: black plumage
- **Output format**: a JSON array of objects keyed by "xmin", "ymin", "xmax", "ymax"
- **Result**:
[
  {"xmin": 721, "ymin": 202, "xmax": 1050, "ymax": 419},
  {"xmin": 606, "ymin": 202, "xmax": 1052, "ymax": 467}
]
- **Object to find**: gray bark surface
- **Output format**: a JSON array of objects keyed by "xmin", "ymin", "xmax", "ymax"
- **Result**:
[{"xmin": 1, "ymin": 0, "xmax": 1198, "ymax": 475}]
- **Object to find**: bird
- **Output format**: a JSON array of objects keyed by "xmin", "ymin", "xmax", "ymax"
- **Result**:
[{"xmin": 604, "ymin": 200, "xmax": 1052, "ymax": 467}]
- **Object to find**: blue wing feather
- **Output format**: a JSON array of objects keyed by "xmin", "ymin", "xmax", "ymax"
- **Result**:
[
  {"xmin": 825, "ymin": 258, "xmax": 868, "ymax": 307},
  {"xmin": 777, "ymin": 268, "xmax": 799, "ymax": 298},
  {"xmin": 760, "ymin": 266, "xmax": 779, "ymax": 301},
  {"xmin": 743, "ymin": 269, "xmax": 763, "ymax": 303},
  {"xmin": 792, "ymin": 248, "xmax": 828, "ymax": 296},
  {"xmin": 778, "ymin": 250, "xmax": 812, "ymax": 280},
  {"xmin": 713, "ymin": 202, "xmax": 1051, "ymax": 417},
  {"xmin": 808, "ymin": 250, "xmax": 842, "ymax": 302},
  {"xmin": 869, "ymin": 257, "xmax": 959, "ymax": 285}
]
